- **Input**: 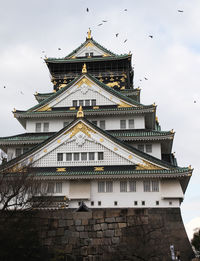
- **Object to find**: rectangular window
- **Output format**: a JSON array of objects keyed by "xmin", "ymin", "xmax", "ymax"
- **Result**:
[
  {"xmin": 16, "ymin": 148, "xmax": 22, "ymax": 157},
  {"xmin": 66, "ymin": 153, "xmax": 72, "ymax": 161},
  {"xmin": 55, "ymin": 182, "xmax": 62, "ymax": 193},
  {"xmin": 81, "ymin": 152, "xmax": 87, "ymax": 161},
  {"xmin": 92, "ymin": 121, "xmax": 97, "ymax": 126},
  {"xmin": 120, "ymin": 181, "xmax": 127, "ymax": 192},
  {"xmin": 79, "ymin": 100, "xmax": 84, "ymax": 106},
  {"xmin": 98, "ymin": 201, "xmax": 101, "ymax": 206},
  {"xmin": 134, "ymin": 201, "xmax": 138, "ymax": 206},
  {"xmin": 98, "ymin": 152, "xmax": 104, "ymax": 160},
  {"xmin": 146, "ymin": 144, "xmax": 152, "ymax": 153},
  {"xmin": 114, "ymin": 201, "xmax": 118, "ymax": 206},
  {"xmin": 128, "ymin": 119, "xmax": 134, "ymax": 129},
  {"xmin": 152, "ymin": 180, "xmax": 159, "ymax": 192},
  {"xmin": 143, "ymin": 180, "xmax": 151, "ymax": 192},
  {"xmin": 129, "ymin": 181, "xmax": 136, "ymax": 192},
  {"xmin": 85, "ymin": 100, "xmax": 90, "ymax": 106},
  {"xmin": 91, "ymin": 99, "xmax": 96, "ymax": 106},
  {"xmin": 47, "ymin": 183, "xmax": 54, "ymax": 194},
  {"xmin": 120, "ymin": 120, "xmax": 126, "ymax": 129},
  {"xmin": 91, "ymin": 201, "xmax": 94, "ymax": 206},
  {"xmin": 98, "ymin": 181, "xmax": 105, "ymax": 192},
  {"xmin": 73, "ymin": 100, "xmax": 78, "ymax": 107},
  {"xmin": 89, "ymin": 152, "xmax": 95, "ymax": 161},
  {"xmin": 156, "ymin": 201, "xmax": 159, "ymax": 206},
  {"xmin": 106, "ymin": 181, "xmax": 113, "ymax": 192},
  {"xmin": 43, "ymin": 122, "xmax": 49, "ymax": 132},
  {"xmin": 74, "ymin": 153, "xmax": 80, "ymax": 161},
  {"xmin": 63, "ymin": 121, "xmax": 69, "ymax": 127},
  {"xmin": 142, "ymin": 201, "xmax": 145, "ymax": 206},
  {"xmin": 57, "ymin": 153, "xmax": 63, "ymax": 161},
  {"xmin": 90, "ymin": 52, "xmax": 94, "ymax": 57},
  {"xmin": 138, "ymin": 144, "xmax": 145, "ymax": 152},
  {"xmin": 85, "ymin": 53, "xmax": 89, "ymax": 57},
  {"xmin": 35, "ymin": 123, "xmax": 41, "ymax": 132},
  {"xmin": 100, "ymin": 120, "xmax": 106, "ymax": 130}
]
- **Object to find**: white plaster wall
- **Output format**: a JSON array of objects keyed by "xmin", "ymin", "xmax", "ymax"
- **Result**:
[
  {"xmin": 76, "ymin": 45, "xmax": 105, "ymax": 57},
  {"xmin": 132, "ymin": 143, "xmax": 161, "ymax": 159},
  {"xmin": 7, "ymin": 148, "xmax": 16, "ymax": 161},
  {"xmin": 52, "ymin": 179, "xmax": 181, "ymax": 208}
]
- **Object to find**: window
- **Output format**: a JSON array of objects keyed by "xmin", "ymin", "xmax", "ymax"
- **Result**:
[
  {"xmin": 156, "ymin": 201, "xmax": 159, "ymax": 206},
  {"xmin": 169, "ymin": 201, "xmax": 172, "ymax": 205},
  {"xmin": 120, "ymin": 181, "xmax": 127, "ymax": 192},
  {"xmin": 128, "ymin": 119, "xmax": 134, "ymax": 129},
  {"xmin": 138, "ymin": 144, "xmax": 144, "ymax": 152},
  {"xmin": 143, "ymin": 180, "xmax": 151, "ymax": 192},
  {"xmin": 91, "ymin": 201, "xmax": 94, "ymax": 206},
  {"xmin": 79, "ymin": 100, "xmax": 84, "ymax": 106},
  {"xmin": 142, "ymin": 201, "xmax": 145, "ymax": 206},
  {"xmin": 74, "ymin": 153, "xmax": 80, "ymax": 161},
  {"xmin": 91, "ymin": 99, "xmax": 96, "ymax": 106},
  {"xmin": 63, "ymin": 121, "xmax": 69, "ymax": 127},
  {"xmin": 90, "ymin": 52, "xmax": 94, "ymax": 57},
  {"xmin": 114, "ymin": 201, "xmax": 118, "ymax": 206},
  {"xmin": 85, "ymin": 100, "xmax": 90, "ymax": 106},
  {"xmin": 85, "ymin": 53, "xmax": 89, "ymax": 57},
  {"xmin": 16, "ymin": 148, "xmax": 22, "ymax": 157},
  {"xmin": 129, "ymin": 181, "xmax": 136, "ymax": 192},
  {"xmin": 100, "ymin": 120, "xmax": 106, "ymax": 130},
  {"xmin": 89, "ymin": 152, "xmax": 95, "ymax": 161},
  {"xmin": 47, "ymin": 183, "xmax": 54, "ymax": 194},
  {"xmin": 73, "ymin": 100, "xmax": 78, "ymax": 107},
  {"xmin": 98, "ymin": 201, "xmax": 101, "ymax": 206},
  {"xmin": 81, "ymin": 152, "xmax": 87, "ymax": 161},
  {"xmin": 56, "ymin": 182, "xmax": 62, "ymax": 193},
  {"xmin": 43, "ymin": 122, "xmax": 49, "ymax": 132},
  {"xmin": 134, "ymin": 201, "xmax": 138, "ymax": 206},
  {"xmin": 106, "ymin": 181, "xmax": 113, "ymax": 192},
  {"xmin": 98, "ymin": 181, "xmax": 105, "ymax": 192},
  {"xmin": 98, "ymin": 152, "xmax": 104, "ymax": 160},
  {"xmin": 120, "ymin": 120, "xmax": 126, "ymax": 129},
  {"xmin": 36, "ymin": 123, "xmax": 41, "ymax": 132},
  {"xmin": 146, "ymin": 144, "xmax": 152, "ymax": 153},
  {"xmin": 57, "ymin": 153, "xmax": 63, "ymax": 161},
  {"xmin": 66, "ymin": 153, "xmax": 72, "ymax": 161},
  {"xmin": 78, "ymin": 201, "xmax": 81, "ymax": 206},
  {"xmin": 152, "ymin": 180, "xmax": 159, "ymax": 192},
  {"xmin": 92, "ymin": 121, "xmax": 97, "ymax": 125}
]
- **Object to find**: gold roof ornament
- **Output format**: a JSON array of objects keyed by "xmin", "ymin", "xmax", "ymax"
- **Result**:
[
  {"xmin": 155, "ymin": 116, "xmax": 158, "ymax": 122},
  {"xmin": 77, "ymin": 106, "xmax": 84, "ymax": 118},
  {"xmin": 87, "ymin": 28, "xmax": 92, "ymax": 39},
  {"xmin": 82, "ymin": 63, "xmax": 87, "ymax": 73},
  {"xmin": 13, "ymin": 108, "xmax": 16, "ymax": 113}
]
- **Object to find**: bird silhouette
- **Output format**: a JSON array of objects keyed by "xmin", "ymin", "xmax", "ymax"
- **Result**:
[
  {"xmin": 124, "ymin": 39, "xmax": 127, "ymax": 43},
  {"xmin": 144, "ymin": 77, "xmax": 148, "ymax": 80},
  {"xmin": 3, "ymin": 86, "xmax": 6, "ymax": 89},
  {"xmin": 149, "ymin": 35, "xmax": 153, "ymax": 38},
  {"xmin": 98, "ymin": 23, "xmax": 103, "ymax": 26},
  {"xmin": 116, "ymin": 33, "xmax": 119, "ymax": 37},
  {"xmin": 194, "ymin": 101, "xmax": 196, "ymax": 103},
  {"xmin": 124, "ymin": 9, "xmax": 127, "ymax": 11},
  {"xmin": 178, "ymin": 10, "xmax": 184, "ymax": 12},
  {"xmin": 102, "ymin": 20, "xmax": 107, "ymax": 22},
  {"xmin": 86, "ymin": 8, "xmax": 89, "ymax": 12},
  {"xmin": 58, "ymin": 48, "xmax": 61, "ymax": 50},
  {"xmin": 20, "ymin": 91, "xmax": 24, "ymax": 95},
  {"xmin": 42, "ymin": 51, "xmax": 45, "ymax": 53}
]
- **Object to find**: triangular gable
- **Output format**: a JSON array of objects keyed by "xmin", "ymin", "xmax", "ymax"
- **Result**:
[
  {"xmin": 2, "ymin": 118, "xmax": 171, "ymax": 173},
  {"xmin": 33, "ymin": 74, "xmax": 141, "ymax": 112},
  {"xmin": 66, "ymin": 38, "xmax": 116, "ymax": 59}
]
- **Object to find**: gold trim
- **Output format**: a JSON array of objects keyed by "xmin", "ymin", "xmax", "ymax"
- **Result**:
[
  {"xmin": 136, "ymin": 160, "xmax": 163, "ymax": 170},
  {"xmin": 44, "ymin": 149, "xmax": 47, "ymax": 153},
  {"xmin": 85, "ymin": 42, "xmax": 94, "ymax": 48},
  {"xmin": 57, "ymin": 139, "xmax": 61, "ymax": 143},
  {"xmin": 106, "ymin": 82, "xmax": 120, "ymax": 88},
  {"xmin": 69, "ymin": 107, "xmax": 76, "ymax": 110},
  {"xmin": 71, "ymin": 56, "xmax": 76, "ymax": 59},
  {"xmin": 93, "ymin": 106, "xmax": 99, "ymax": 109},
  {"xmin": 114, "ymin": 147, "xmax": 118, "ymax": 151},
  {"xmin": 65, "ymin": 122, "xmax": 96, "ymax": 138},
  {"xmin": 59, "ymin": 84, "xmax": 67, "ymax": 89},
  {"xmin": 37, "ymin": 105, "xmax": 52, "ymax": 112},
  {"xmin": 77, "ymin": 106, "xmax": 84, "ymax": 118},
  {"xmin": 76, "ymin": 77, "xmax": 92, "ymax": 87},
  {"xmin": 128, "ymin": 155, "xmax": 133, "ymax": 159},
  {"xmin": 94, "ymin": 167, "xmax": 104, "ymax": 171},
  {"xmin": 56, "ymin": 168, "xmax": 66, "ymax": 172},
  {"xmin": 100, "ymin": 138, "xmax": 104, "ymax": 142},
  {"xmin": 118, "ymin": 101, "xmax": 133, "ymax": 108},
  {"xmin": 82, "ymin": 63, "xmax": 87, "ymax": 73},
  {"xmin": 87, "ymin": 28, "xmax": 92, "ymax": 39}
]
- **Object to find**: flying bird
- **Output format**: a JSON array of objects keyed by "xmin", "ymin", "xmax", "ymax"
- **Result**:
[
  {"xmin": 144, "ymin": 77, "xmax": 148, "ymax": 80},
  {"xmin": 124, "ymin": 9, "xmax": 127, "ymax": 11},
  {"xmin": 3, "ymin": 86, "xmax": 6, "ymax": 89},
  {"xmin": 116, "ymin": 33, "xmax": 119, "ymax": 37},
  {"xmin": 178, "ymin": 10, "xmax": 184, "ymax": 13},
  {"xmin": 124, "ymin": 39, "xmax": 128, "ymax": 43},
  {"xmin": 139, "ymin": 79, "xmax": 142, "ymax": 82},
  {"xmin": 149, "ymin": 35, "xmax": 153, "ymax": 38},
  {"xmin": 194, "ymin": 101, "xmax": 196, "ymax": 103},
  {"xmin": 102, "ymin": 20, "xmax": 107, "ymax": 22},
  {"xmin": 86, "ymin": 8, "xmax": 89, "ymax": 12},
  {"xmin": 58, "ymin": 48, "xmax": 61, "ymax": 50},
  {"xmin": 42, "ymin": 51, "xmax": 45, "ymax": 53},
  {"xmin": 98, "ymin": 23, "xmax": 103, "ymax": 26},
  {"xmin": 20, "ymin": 91, "xmax": 24, "ymax": 95}
]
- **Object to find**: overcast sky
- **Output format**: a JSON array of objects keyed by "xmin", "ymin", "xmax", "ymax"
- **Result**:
[{"xmin": 0, "ymin": 0, "xmax": 200, "ymax": 239}]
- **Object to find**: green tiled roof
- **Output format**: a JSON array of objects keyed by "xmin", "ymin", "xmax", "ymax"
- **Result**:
[{"xmin": 109, "ymin": 130, "xmax": 173, "ymax": 138}]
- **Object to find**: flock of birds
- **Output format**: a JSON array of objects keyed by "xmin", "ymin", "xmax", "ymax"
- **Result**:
[{"xmin": 2, "ymin": 7, "xmax": 197, "ymax": 103}]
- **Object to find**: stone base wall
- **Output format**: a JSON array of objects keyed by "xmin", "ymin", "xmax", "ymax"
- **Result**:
[{"xmin": 35, "ymin": 208, "xmax": 194, "ymax": 261}]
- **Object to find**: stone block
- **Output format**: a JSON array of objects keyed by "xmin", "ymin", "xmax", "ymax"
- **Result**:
[
  {"xmin": 64, "ymin": 230, "xmax": 72, "ymax": 238},
  {"xmin": 94, "ymin": 224, "xmax": 101, "ymax": 231},
  {"xmin": 76, "ymin": 225, "xmax": 84, "ymax": 232},
  {"xmin": 61, "ymin": 235, "xmax": 69, "ymax": 244},
  {"xmin": 112, "ymin": 236, "xmax": 120, "ymax": 244},
  {"xmin": 105, "ymin": 209, "xmax": 120, "ymax": 218},
  {"xmin": 115, "ymin": 229, "xmax": 122, "ymax": 237},
  {"xmin": 97, "ymin": 231, "xmax": 103, "ymax": 238},
  {"xmin": 80, "ymin": 231, "xmax": 89, "ymax": 238},
  {"xmin": 81, "ymin": 246, "xmax": 88, "ymax": 256},
  {"xmin": 71, "ymin": 231, "xmax": 79, "ymax": 237},
  {"xmin": 65, "ymin": 244, "xmax": 72, "ymax": 253},
  {"xmin": 75, "ymin": 219, "xmax": 82, "ymax": 226},
  {"xmin": 48, "ymin": 230, "xmax": 56, "ymax": 237},
  {"xmin": 88, "ymin": 231, "xmax": 97, "ymax": 238},
  {"xmin": 66, "ymin": 219, "xmax": 74, "ymax": 226},
  {"xmin": 105, "ymin": 217, "xmax": 115, "ymax": 223},
  {"xmin": 73, "ymin": 212, "xmax": 92, "ymax": 220},
  {"xmin": 108, "ymin": 223, "xmax": 117, "ymax": 229},
  {"xmin": 100, "ymin": 223, "xmax": 107, "ymax": 230},
  {"xmin": 58, "ymin": 219, "xmax": 66, "ymax": 227},
  {"xmin": 82, "ymin": 219, "xmax": 89, "ymax": 225},
  {"xmin": 56, "ymin": 227, "xmax": 64, "ymax": 236},
  {"xmin": 93, "ymin": 210, "xmax": 104, "ymax": 219},
  {"xmin": 115, "ymin": 216, "xmax": 126, "ymax": 223},
  {"xmin": 104, "ymin": 229, "xmax": 114, "ymax": 237},
  {"xmin": 96, "ymin": 218, "xmax": 104, "ymax": 223},
  {"xmin": 118, "ymin": 223, "xmax": 127, "ymax": 228},
  {"xmin": 89, "ymin": 219, "xmax": 96, "ymax": 225}
]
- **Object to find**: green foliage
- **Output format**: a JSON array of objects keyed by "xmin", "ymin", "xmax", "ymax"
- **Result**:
[{"xmin": 191, "ymin": 229, "xmax": 200, "ymax": 256}]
